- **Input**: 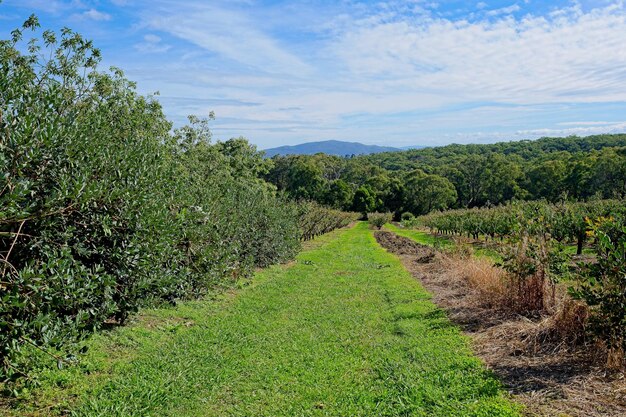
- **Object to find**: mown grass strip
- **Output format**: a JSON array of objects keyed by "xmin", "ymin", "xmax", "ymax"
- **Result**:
[
  {"xmin": 383, "ymin": 223, "xmax": 504, "ymax": 261},
  {"xmin": 383, "ymin": 223, "xmax": 452, "ymax": 248},
  {"xmin": 8, "ymin": 222, "xmax": 520, "ymax": 417}
]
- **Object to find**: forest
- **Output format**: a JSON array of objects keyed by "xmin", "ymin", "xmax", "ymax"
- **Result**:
[{"xmin": 266, "ymin": 134, "xmax": 626, "ymax": 216}]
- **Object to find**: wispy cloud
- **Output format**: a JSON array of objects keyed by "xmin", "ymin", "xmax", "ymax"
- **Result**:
[
  {"xmin": 134, "ymin": 34, "xmax": 170, "ymax": 53},
  {"xmin": 73, "ymin": 8, "xmax": 111, "ymax": 21},
  {"xmin": 5, "ymin": 0, "xmax": 626, "ymax": 147},
  {"xmin": 141, "ymin": 1, "xmax": 312, "ymax": 75},
  {"xmin": 485, "ymin": 4, "xmax": 521, "ymax": 16}
]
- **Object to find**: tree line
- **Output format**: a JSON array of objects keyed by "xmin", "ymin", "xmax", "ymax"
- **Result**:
[{"xmin": 265, "ymin": 135, "xmax": 626, "ymax": 217}]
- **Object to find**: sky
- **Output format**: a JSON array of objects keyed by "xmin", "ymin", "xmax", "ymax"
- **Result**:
[{"xmin": 2, "ymin": 1, "xmax": 626, "ymax": 149}]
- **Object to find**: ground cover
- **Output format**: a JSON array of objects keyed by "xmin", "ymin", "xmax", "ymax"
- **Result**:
[
  {"xmin": 376, "ymin": 229, "xmax": 626, "ymax": 416},
  {"xmin": 383, "ymin": 223, "xmax": 501, "ymax": 261},
  {"xmin": 2, "ymin": 223, "xmax": 519, "ymax": 417}
]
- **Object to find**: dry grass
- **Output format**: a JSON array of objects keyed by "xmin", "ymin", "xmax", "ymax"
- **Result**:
[{"xmin": 446, "ymin": 255, "xmax": 508, "ymax": 309}]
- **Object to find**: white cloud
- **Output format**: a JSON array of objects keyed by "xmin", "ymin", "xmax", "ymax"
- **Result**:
[
  {"xmin": 485, "ymin": 4, "xmax": 521, "ymax": 16},
  {"xmin": 515, "ymin": 121, "xmax": 626, "ymax": 137},
  {"xmin": 134, "ymin": 34, "xmax": 171, "ymax": 53},
  {"xmin": 107, "ymin": 1, "xmax": 626, "ymax": 146},
  {"xmin": 142, "ymin": 2, "xmax": 311, "ymax": 75},
  {"xmin": 75, "ymin": 8, "xmax": 111, "ymax": 21},
  {"xmin": 557, "ymin": 121, "xmax": 616, "ymax": 126},
  {"xmin": 330, "ymin": 3, "xmax": 626, "ymax": 106}
]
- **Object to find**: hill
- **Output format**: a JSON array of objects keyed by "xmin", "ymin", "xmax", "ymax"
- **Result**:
[{"xmin": 263, "ymin": 140, "xmax": 400, "ymax": 157}]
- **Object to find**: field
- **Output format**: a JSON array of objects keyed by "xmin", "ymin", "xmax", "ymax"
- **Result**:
[
  {"xmin": 4, "ymin": 223, "xmax": 520, "ymax": 417},
  {"xmin": 3, "ymin": 17, "xmax": 626, "ymax": 417}
]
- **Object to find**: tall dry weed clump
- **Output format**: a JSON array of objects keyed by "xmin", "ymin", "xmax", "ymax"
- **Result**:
[
  {"xmin": 500, "ymin": 233, "xmax": 570, "ymax": 315},
  {"xmin": 446, "ymin": 251, "xmax": 509, "ymax": 309},
  {"xmin": 444, "ymin": 240, "xmax": 591, "ymax": 352}
]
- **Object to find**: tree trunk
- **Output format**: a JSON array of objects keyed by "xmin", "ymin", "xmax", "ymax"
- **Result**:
[{"xmin": 577, "ymin": 234, "xmax": 584, "ymax": 255}]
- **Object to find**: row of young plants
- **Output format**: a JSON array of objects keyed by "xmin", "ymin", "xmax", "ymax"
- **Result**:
[
  {"xmin": 413, "ymin": 199, "xmax": 625, "ymax": 254},
  {"xmin": 409, "ymin": 200, "xmax": 626, "ymax": 365},
  {"xmin": 298, "ymin": 201, "xmax": 359, "ymax": 241},
  {"xmin": 0, "ymin": 19, "xmax": 354, "ymax": 385},
  {"xmin": 367, "ymin": 212, "xmax": 393, "ymax": 229}
]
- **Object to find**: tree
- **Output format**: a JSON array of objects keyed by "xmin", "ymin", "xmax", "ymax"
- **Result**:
[
  {"xmin": 484, "ymin": 154, "xmax": 523, "ymax": 204},
  {"xmin": 586, "ymin": 148, "xmax": 626, "ymax": 199},
  {"xmin": 525, "ymin": 158, "xmax": 569, "ymax": 201},
  {"xmin": 442, "ymin": 154, "xmax": 490, "ymax": 207},
  {"xmin": 352, "ymin": 185, "xmax": 379, "ymax": 216},
  {"xmin": 323, "ymin": 179, "xmax": 354, "ymax": 210},
  {"xmin": 404, "ymin": 170, "xmax": 457, "ymax": 215}
]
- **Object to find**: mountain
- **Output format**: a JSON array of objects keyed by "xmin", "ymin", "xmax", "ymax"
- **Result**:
[{"xmin": 263, "ymin": 140, "xmax": 400, "ymax": 157}]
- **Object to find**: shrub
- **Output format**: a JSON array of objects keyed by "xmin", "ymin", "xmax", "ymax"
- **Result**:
[
  {"xmin": 299, "ymin": 201, "xmax": 359, "ymax": 241},
  {"xmin": 368, "ymin": 212, "xmax": 392, "ymax": 229},
  {"xmin": 499, "ymin": 233, "xmax": 568, "ymax": 314},
  {"xmin": 401, "ymin": 212, "xmax": 415, "ymax": 222},
  {"xmin": 571, "ymin": 216, "xmax": 626, "ymax": 367},
  {"xmin": 0, "ymin": 18, "xmax": 303, "ymax": 383}
]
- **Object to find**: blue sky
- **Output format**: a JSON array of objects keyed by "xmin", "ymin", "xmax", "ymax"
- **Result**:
[{"xmin": 2, "ymin": 1, "xmax": 626, "ymax": 149}]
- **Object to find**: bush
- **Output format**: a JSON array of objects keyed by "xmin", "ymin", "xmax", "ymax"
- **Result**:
[
  {"xmin": 299, "ymin": 201, "xmax": 359, "ymax": 241},
  {"xmin": 571, "ymin": 216, "xmax": 626, "ymax": 367},
  {"xmin": 368, "ymin": 212, "xmax": 392, "ymax": 229},
  {"xmin": 401, "ymin": 212, "xmax": 415, "ymax": 221},
  {"xmin": 0, "ymin": 18, "xmax": 303, "ymax": 383},
  {"xmin": 499, "ymin": 233, "xmax": 568, "ymax": 314}
]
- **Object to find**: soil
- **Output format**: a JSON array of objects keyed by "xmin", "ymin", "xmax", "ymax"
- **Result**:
[
  {"xmin": 374, "ymin": 230, "xmax": 626, "ymax": 417},
  {"xmin": 374, "ymin": 231, "xmax": 436, "ymax": 261}
]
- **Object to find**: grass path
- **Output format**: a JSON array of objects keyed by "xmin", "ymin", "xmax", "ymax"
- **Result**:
[
  {"xmin": 16, "ymin": 223, "xmax": 520, "ymax": 416},
  {"xmin": 382, "ymin": 223, "xmax": 452, "ymax": 248},
  {"xmin": 383, "ymin": 223, "xmax": 502, "ymax": 261}
]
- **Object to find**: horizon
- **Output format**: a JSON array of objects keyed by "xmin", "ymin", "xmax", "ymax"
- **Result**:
[
  {"xmin": 260, "ymin": 132, "xmax": 622, "ymax": 151},
  {"xmin": 3, "ymin": 1, "xmax": 626, "ymax": 148}
]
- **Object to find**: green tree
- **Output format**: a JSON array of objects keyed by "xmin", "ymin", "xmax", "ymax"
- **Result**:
[
  {"xmin": 323, "ymin": 179, "xmax": 354, "ymax": 210},
  {"xmin": 525, "ymin": 158, "xmax": 569, "ymax": 201},
  {"xmin": 404, "ymin": 170, "xmax": 457, "ymax": 215},
  {"xmin": 352, "ymin": 185, "xmax": 379, "ymax": 216}
]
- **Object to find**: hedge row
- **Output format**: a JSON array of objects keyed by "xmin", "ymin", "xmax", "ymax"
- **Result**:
[
  {"xmin": 0, "ymin": 19, "xmax": 350, "ymax": 382},
  {"xmin": 298, "ymin": 201, "xmax": 359, "ymax": 241}
]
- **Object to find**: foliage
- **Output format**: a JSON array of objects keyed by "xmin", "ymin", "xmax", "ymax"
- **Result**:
[
  {"xmin": 298, "ymin": 201, "xmax": 359, "ymax": 241},
  {"xmin": 351, "ymin": 185, "xmax": 380, "ymax": 216},
  {"xmin": 417, "ymin": 200, "xmax": 625, "ymax": 254},
  {"xmin": 403, "ymin": 170, "xmax": 457, "ymax": 215},
  {"xmin": 0, "ymin": 19, "xmax": 314, "ymax": 383},
  {"xmin": 266, "ymin": 134, "xmax": 626, "ymax": 216},
  {"xmin": 401, "ymin": 211, "xmax": 415, "ymax": 222},
  {"xmin": 367, "ymin": 212, "xmax": 393, "ymax": 229},
  {"xmin": 499, "ymin": 232, "xmax": 568, "ymax": 314},
  {"xmin": 571, "ymin": 216, "xmax": 626, "ymax": 364}
]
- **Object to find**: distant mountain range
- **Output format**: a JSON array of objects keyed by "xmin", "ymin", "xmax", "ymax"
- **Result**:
[{"xmin": 263, "ymin": 140, "xmax": 415, "ymax": 157}]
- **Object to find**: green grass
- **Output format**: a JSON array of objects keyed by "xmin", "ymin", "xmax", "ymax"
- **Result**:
[
  {"xmin": 6, "ymin": 222, "xmax": 520, "ymax": 417},
  {"xmin": 385, "ymin": 223, "xmax": 596, "ymax": 262},
  {"xmin": 383, "ymin": 223, "xmax": 453, "ymax": 248},
  {"xmin": 383, "ymin": 224, "xmax": 503, "ymax": 262}
]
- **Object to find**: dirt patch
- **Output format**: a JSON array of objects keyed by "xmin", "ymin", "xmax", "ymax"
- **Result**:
[
  {"xmin": 374, "ymin": 231, "xmax": 436, "ymax": 262},
  {"xmin": 375, "ymin": 230, "xmax": 626, "ymax": 417}
]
